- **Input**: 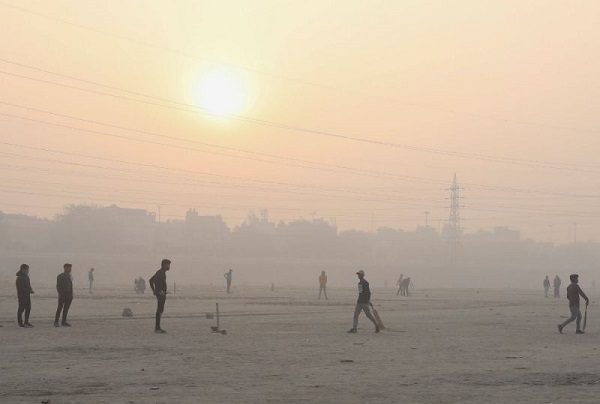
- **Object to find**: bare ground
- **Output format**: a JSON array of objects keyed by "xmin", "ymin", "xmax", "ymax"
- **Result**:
[{"xmin": 1, "ymin": 285, "xmax": 600, "ymax": 403}]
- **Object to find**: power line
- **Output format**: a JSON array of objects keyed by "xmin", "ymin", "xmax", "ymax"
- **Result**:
[
  {"xmin": 0, "ymin": 147, "xmax": 445, "ymax": 206},
  {"xmin": 0, "ymin": 102, "xmax": 451, "ymax": 185},
  {"xmin": 1, "ymin": 64, "xmax": 599, "ymax": 174},
  {"xmin": 1, "ymin": 3, "xmax": 599, "ymax": 140},
  {"xmin": 3, "ymin": 115, "xmax": 600, "ymax": 201}
]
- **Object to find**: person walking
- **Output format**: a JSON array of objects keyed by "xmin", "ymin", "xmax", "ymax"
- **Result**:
[
  {"xmin": 55, "ymin": 263, "xmax": 74, "ymax": 327},
  {"xmin": 318, "ymin": 270, "xmax": 328, "ymax": 300},
  {"xmin": 149, "ymin": 259, "xmax": 171, "ymax": 333},
  {"xmin": 554, "ymin": 275, "xmax": 562, "ymax": 298},
  {"xmin": 224, "ymin": 269, "xmax": 233, "ymax": 294},
  {"xmin": 558, "ymin": 274, "xmax": 589, "ymax": 334},
  {"xmin": 16, "ymin": 264, "xmax": 34, "ymax": 328},
  {"xmin": 88, "ymin": 267, "xmax": 95, "ymax": 294},
  {"xmin": 348, "ymin": 270, "xmax": 379, "ymax": 333},
  {"xmin": 543, "ymin": 275, "xmax": 551, "ymax": 298}
]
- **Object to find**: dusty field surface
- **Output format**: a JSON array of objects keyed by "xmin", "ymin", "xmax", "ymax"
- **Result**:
[{"xmin": 1, "ymin": 284, "xmax": 600, "ymax": 403}]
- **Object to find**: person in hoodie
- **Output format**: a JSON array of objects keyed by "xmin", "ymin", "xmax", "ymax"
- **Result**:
[{"xmin": 16, "ymin": 264, "xmax": 34, "ymax": 328}]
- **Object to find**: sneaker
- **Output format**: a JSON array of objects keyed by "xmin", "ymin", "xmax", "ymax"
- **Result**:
[
  {"xmin": 375, "ymin": 326, "xmax": 380, "ymax": 333},
  {"xmin": 54, "ymin": 322, "xmax": 60, "ymax": 327},
  {"xmin": 24, "ymin": 323, "xmax": 34, "ymax": 328},
  {"xmin": 61, "ymin": 322, "xmax": 71, "ymax": 327},
  {"xmin": 557, "ymin": 324, "xmax": 563, "ymax": 334},
  {"xmin": 18, "ymin": 323, "xmax": 25, "ymax": 328},
  {"xmin": 576, "ymin": 330, "xmax": 585, "ymax": 334},
  {"xmin": 155, "ymin": 328, "xmax": 167, "ymax": 334},
  {"xmin": 347, "ymin": 328, "xmax": 357, "ymax": 333}
]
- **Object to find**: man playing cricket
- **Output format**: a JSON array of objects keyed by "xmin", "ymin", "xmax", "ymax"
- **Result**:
[
  {"xmin": 348, "ymin": 270, "xmax": 379, "ymax": 333},
  {"xmin": 149, "ymin": 259, "xmax": 171, "ymax": 334},
  {"xmin": 558, "ymin": 274, "xmax": 589, "ymax": 334}
]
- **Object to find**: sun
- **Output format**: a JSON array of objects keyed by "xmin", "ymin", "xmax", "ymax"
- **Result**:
[{"xmin": 195, "ymin": 68, "xmax": 246, "ymax": 117}]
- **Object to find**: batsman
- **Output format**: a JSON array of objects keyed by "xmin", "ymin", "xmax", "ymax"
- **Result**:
[
  {"xmin": 348, "ymin": 270, "xmax": 380, "ymax": 333},
  {"xmin": 558, "ymin": 274, "xmax": 589, "ymax": 334}
]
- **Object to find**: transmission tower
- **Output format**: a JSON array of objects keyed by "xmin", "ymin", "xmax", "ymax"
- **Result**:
[{"xmin": 447, "ymin": 174, "xmax": 462, "ymax": 265}]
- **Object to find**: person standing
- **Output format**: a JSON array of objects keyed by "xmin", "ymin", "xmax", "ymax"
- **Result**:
[
  {"xmin": 558, "ymin": 274, "xmax": 589, "ymax": 334},
  {"xmin": 543, "ymin": 275, "xmax": 551, "ymax": 298},
  {"xmin": 149, "ymin": 259, "xmax": 171, "ymax": 333},
  {"xmin": 55, "ymin": 263, "xmax": 74, "ymax": 327},
  {"xmin": 554, "ymin": 275, "xmax": 562, "ymax": 298},
  {"xmin": 16, "ymin": 264, "xmax": 34, "ymax": 328},
  {"xmin": 139, "ymin": 277, "xmax": 146, "ymax": 294},
  {"xmin": 318, "ymin": 270, "xmax": 328, "ymax": 300},
  {"xmin": 348, "ymin": 270, "xmax": 379, "ymax": 333},
  {"xmin": 88, "ymin": 267, "xmax": 95, "ymax": 294},
  {"xmin": 224, "ymin": 269, "xmax": 233, "ymax": 294},
  {"xmin": 396, "ymin": 274, "xmax": 404, "ymax": 296}
]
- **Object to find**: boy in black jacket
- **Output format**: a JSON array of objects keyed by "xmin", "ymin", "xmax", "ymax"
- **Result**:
[{"xmin": 16, "ymin": 264, "xmax": 34, "ymax": 327}]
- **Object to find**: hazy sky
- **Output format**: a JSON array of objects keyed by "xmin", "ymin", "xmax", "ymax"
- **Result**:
[{"xmin": 1, "ymin": 0, "xmax": 599, "ymax": 243}]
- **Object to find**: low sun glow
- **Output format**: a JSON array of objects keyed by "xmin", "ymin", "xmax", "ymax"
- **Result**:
[{"xmin": 195, "ymin": 68, "xmax": 246, "ymax": 117}]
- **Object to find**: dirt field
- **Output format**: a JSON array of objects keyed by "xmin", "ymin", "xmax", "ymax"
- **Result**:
[{"xmin": 1, "ymin": 284, "xmax": 600, "ymax": 403}]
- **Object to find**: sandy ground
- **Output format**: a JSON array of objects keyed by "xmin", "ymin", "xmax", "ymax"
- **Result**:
[{"xmin": 1, "ymin": 284, "xmax": 600, "ymax": 403}]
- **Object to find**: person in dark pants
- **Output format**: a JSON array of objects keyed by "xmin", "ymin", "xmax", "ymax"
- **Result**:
[
  {"xmin": 348, "ymin": 270, "xmax": 379, "ymax": 333},
  {"xmin": 88, "ymin": 267, "xmax": 95, "ymax": 294},
  {"xmin": 543, "ymin": 275, "xmax": 551, "ymax": 298},
  {"xmin": 224, "ymin": 269, "xmax": 233, "ymax": 294},
  {"xmin": 318, "ymin": 270, "xmax": 328, "ymax": 300},
  {"xmin": 558, "ymin": 274, "xmax": 589, "ymax": 334},
  {"xmin": 554, "ymin": 275, "xmax": 562, "ymax": 298},
  {"xmin": 16, "ymin": 264, "xmax": 34, "ymax": 328},
  {"xmin": 149, "ymin": 259, "xmax": 171, "ymax": 333},
  {"xmin": 55, "ymin": 263, "xmax": 74, "ymax": 327}
]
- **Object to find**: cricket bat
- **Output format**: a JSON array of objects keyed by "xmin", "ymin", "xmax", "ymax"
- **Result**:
[
  {"xmin": 370, "ymin": 303, "xmax": 385, "ymax": 329},
  {"xmin": 583, "ymin": 304, "xmax": 588, "ymax": 331}
]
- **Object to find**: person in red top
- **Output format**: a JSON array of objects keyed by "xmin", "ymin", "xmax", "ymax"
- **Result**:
[{"xmin": 558, "ymin": 274, "xmax": 589, "ymax": 334}]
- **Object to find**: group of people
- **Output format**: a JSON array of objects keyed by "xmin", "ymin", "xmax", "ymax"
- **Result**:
[
  {"xmin": 16, "ymin": 263, "xmax": 76, "ymax": 328},
  {"xmin": 543, "ymin": 275, "xmax": 562, "ymax": 298},
  {"xmin": 12, "ymin": 260, "xmax": 591, "ymax": 335}
]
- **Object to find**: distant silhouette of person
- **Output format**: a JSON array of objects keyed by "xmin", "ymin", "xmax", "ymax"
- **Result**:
[
  {"xmin": 554, "ymin": 275, "xmax": 562, "ymax": 298},
  {"xmin": 88, "ymin": 267, "xmax": 95, "ymax": 294},
  {"xmin": 55, "ymin": 263, "xmax": 73, "ymax": 327},
  {"xmin": 396, "ymin": 274, "xmax": 404, "ymax": 296},
  {"xmin": 16, "ymin": 264, "xmax": 34, "ymax": 328},
  {"xmin": 543, "ymin": 275, "xmax": 551, "ymax": 298},
  {"xmin": 135, "ymin": 277, "xmax": 146, "ymax": 294},
  {"xmin": 348, "ymin": 270, "xmax": 379, "ymax": 333},
  {"xmin": 224, "ymin": 269, "xmax": 233, "ymax": 294},
  {"xmin": 398, "ymin": 276, "xmax": 411, "ymax": 296},
  {"xmin": 149, "ymin": 259, "xmax": 171, "ymax": 333},
  {"xmin": 318, "ymin": 270, "xmax": 328, "ymax": 300},
  {"xmin": 558, "ymin": 274, "xmax": 589, "ymax": 334}
]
